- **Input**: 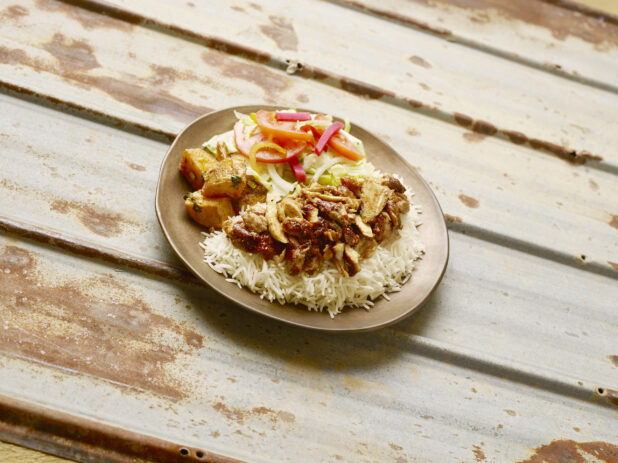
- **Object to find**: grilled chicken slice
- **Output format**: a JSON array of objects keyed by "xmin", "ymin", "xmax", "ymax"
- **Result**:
[
  {"xmin": 381, "ymin": 175, "xmax": 406, "ymax": 194},
  {"xmin": 241, "ymin": 207, "xmax": 268, "ymax": 233},
  {"xmin": 360, "ymin": 179, "xmax": 392, "ymax": 223},
  {"xmin": 344, "ymin": 245, "xmax": 361, "ymax": 276},
  {"xmin": 356, "ymin": 238, "xmax": 378, "ymax": 258},
  {"xmin": 372, "ymin": 211, "xmax": 393, "ymax": 243},
  {"xmin": 278, "ymin": 197, "xmax": 303, "ymax": 220},
  {"xmin": 266, "ymin": 192, "xmax": 288, "ymax": 243},
  {"xmin": 354, "ymin": 215, "xmax": 373, "ymax": 238},
  {"xmin": 237, "ymin": 181, "xmax": 268, "ymax": 210},
  {"xmin": 332, "ymin": 242, "xmax": 348, "ymax": 277}
]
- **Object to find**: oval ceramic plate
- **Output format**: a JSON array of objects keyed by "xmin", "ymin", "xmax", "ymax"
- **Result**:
[{"xmin": 156, "ymin": 105, "xmax": 449, "ymax": 332}]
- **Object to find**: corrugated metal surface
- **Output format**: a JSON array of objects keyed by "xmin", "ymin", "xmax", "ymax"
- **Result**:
[{"xmin": 0, "ymin": 0, "xmax": 617, "ymax": 462}]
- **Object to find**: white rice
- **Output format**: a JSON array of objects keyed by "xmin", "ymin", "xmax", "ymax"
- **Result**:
[{"xmin": 200, "ymin": 188, "xmax": 425, "ymax": 317}]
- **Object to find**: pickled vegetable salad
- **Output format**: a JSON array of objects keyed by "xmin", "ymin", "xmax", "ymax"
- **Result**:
[{"xmin": 202, "ymin": 110, "xmax": 375, "ymax": 197}]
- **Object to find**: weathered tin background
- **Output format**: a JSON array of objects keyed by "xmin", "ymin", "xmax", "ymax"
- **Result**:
[{"xmin": 0, "ymin": 0, "xmax": 617, "ymax": 462}]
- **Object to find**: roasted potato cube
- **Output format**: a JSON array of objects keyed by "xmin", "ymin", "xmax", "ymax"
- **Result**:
[
  {"xmin": 180, "ymin": 148, "xmax": 217, "ymax": 190},
  {"xmin": 201, "ymin": 158, "xmax": 246, "ymax": 199},
  {"xmin": 184, "ymin": 190, "xmax": 235, "ymax": 228}
]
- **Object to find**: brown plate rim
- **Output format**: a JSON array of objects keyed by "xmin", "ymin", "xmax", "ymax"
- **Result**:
[{"xmin": 155, "ymin": 105, "xmax": 449, "ymax": 333}]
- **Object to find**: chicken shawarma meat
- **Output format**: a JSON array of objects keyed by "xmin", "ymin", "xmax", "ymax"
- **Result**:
[{"xmin": 223, "ymin": 176, "xmax": 411, "ymax": 277}]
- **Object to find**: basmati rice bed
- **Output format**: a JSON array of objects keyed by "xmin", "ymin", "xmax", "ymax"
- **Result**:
[{"xmin": 200, "ymin": 192, "xmax": 425, "ymax": 318}]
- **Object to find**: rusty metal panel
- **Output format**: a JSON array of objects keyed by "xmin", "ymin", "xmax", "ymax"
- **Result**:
[
  {"xmin": 0, "ymin": 235, "xmax": 617, "ymax": 462},
  {"xmin": 334, "ymin": 0, "xmax": 618, "ymax": 88},
  {"xmin": 52, "ymin": 0, "xmax": 618, "ymax": 166},
  {"xmin": 0, "ymin": 0, "xmax": 616, "ymax": 462}
]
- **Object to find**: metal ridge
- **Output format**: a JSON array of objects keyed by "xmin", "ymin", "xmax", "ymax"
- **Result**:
[
  {"xmin": 0, "ymin": 65, "xmax": 612, "ymax": 173},
  {"xmin": 0, "ymin": 393, "xmax": 245, "ymax": 463},
  {"xmin": 537, "ymin": 0, "xmax": 618, "ymax": 24},
  {"xmin": 62, "ymin": 0, "xmax": 618, "ymax": 96},
  {"xmin": 445, "ymin": 217, "xmax": 618, "ymax": 279},
  {"xmin": 40, "ymin": 0, "xmax": 612, "ymax": 170},
  {"xmin": 0, "ymin": 207, "xmax": 614, "ymax": 300},
  {"xmin": 0, "ymin": 215, "xmax": 198, "ymax": 284},
  {"xmin": 328, "ymin": 0, "xmax": 618, "ymax": 95},
  {"xmin": 396, "ymin": 334, "xmax": 618, "ymax": 410},
  {"xmin": 0, "ymin": 80, "xmax": 175, "ymax": 143}
]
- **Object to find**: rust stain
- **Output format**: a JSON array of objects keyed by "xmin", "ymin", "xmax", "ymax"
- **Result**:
[
  {"xmin": 148, "ymin": 64, "xmax": 180, "ymax": 85},
  {"xmin": 578, "ymin": 151, "xmax": 603, "ymax": 162},
  {"xmin": 504, "ymin": 409, "xmax": 516, "ymax": 416},
  {"xmin": 468, "ymin": 11, "xmax": 490, "ymax": 23},
  {"xmin": 588, "ymin": 179, "xmax": 599, "ymax": 191},
  {"xmin": 249, "ymin": 2, "xmax": 262, "ymax": 11},
  {"xmin": 389, "ymin": 443, "xmax": 403, "ymax": 451},
  {"xmin": 472, "ymin": 120, "xmax": 497, "ymax": 136},
  {"xmin": 127, "ymin": 162, "xmax": 146, "ymax": 171},
  {"xmin": 528, "ymin": 138, "xmax": 581, "ymax": 165},
  {"xmin": 609, "ymin": 215, "xmax": 618, "ymax": 231},
  {"xmin": 406, "ymin": 127, "xmax": 420, "ymax": 136},
  {"xmin": 413, "ymin": 0, "xmax": 618, "ymax": 49},
  {"xmin": 419, "ymin": 82, "xmax": 431, "ymax": 91},
  {"xmin": 0, "ymin": 46, "xmax": 33, "ymax": 66},
  {"xmin": 516, "ymin": 439, "xmax": 618, "ymax": 463},
  {"xmin": 79, "ymin": 74, "xmax": 211, "ymax": 123},
  {"xmin": 407, "ymin": 98, "xmax": 423, "ymax": 108},
  {"xmin": 0, "ymin": 245, "xmax": 203, "ymax": 399},
  {"xmin": 1, "ymin": 5, "xmax": 29, "ymax": 20},
  {"xmin": 223, "ymin": 62, "xmax": 289, "ymax": 103},
  {"xmin": 569, "ymin": 123, "xmax": 590, "ymax": 134},
  {"xmin": 603, "ymin": 388, "xmax": 618, "ymax": 406},
  {"xmin": 35, "ymin": 0, "xmax": 134, "ymax": 31},
  {"xmin": 454, "ymin": 112, "xmax": 473, "ymax": 128},
  {"xmin": 0, "ymin": 178, "xmax": 29, "ymax": 194},
  {"xmin": 259, "ymin": 15, "xmax": 298, "ymax": 52},
  {"xmin": 0, "ymin": 31, "xmax": 211, "ymax": 124},
  {"xmin": 231, "ymin": 6, "xmax": 245, "ymax": 13},
  {"xmin": 472, "ymin": 444, "xmax": 486, "ymax": 462},
  {"xmin": 345, "ymin": 0, "xmax": 452, "ymax": 36},
  {"xmin": 200, "ymin": 49, "xmax": 226, "ymax": 67},
  {"xmin": 296, "ymin": 93, "xmax": 309, "ymax": 103},
  {"xmin": 41, "ymin": 35, "xmax": 211, "ymax": 122},
  {"xmin": 43, "ymin": 33, "xmax": 100, "ymax": 71},
  {"xmin": 463, "ymin": 132, "xmax": 486, "ymax": 143},
  {"xmin": 0, "ymin": 211, "xmax": 196, "ymax": 284},
  {"xmin": 339, "ymin": 77, "xmax": 395, "ymax": 99},
  {"xmin": 50, "ymin": 199, "xmax": 139, "ymax": 238},
  {"xmin": 409, "ymin": 55, "xmax": 432, "ymax": 68},
  {"xmin": 444, "ymin": 214, "xmax": 463, "ymax": 223},
  {"xmin": 502, "ymin": 130, "xmax": 528, "ymax": 145},
  {"xmin": 608, "ymin": 262, "xmax": 618, "ymax": 271},
  {"xmin": 458, "ymin": 194, "xmax": 479, "ymax": 208},
  {"xmin": 512, "ymin": 131, "xmax": 602, "ymax": 164},
  {"xmin": 212, "ymin": 402, "xmax": 295, "ymax": 426}
]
